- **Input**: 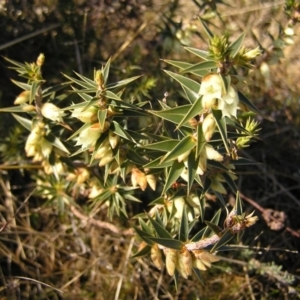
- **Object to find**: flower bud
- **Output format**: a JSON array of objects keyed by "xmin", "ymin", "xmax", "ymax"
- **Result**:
[
  {"xmin": 94, "ymin": 139, "xmax": 110, "ymax": 159},
  {"xmin": 182, "ymin": 248, "xmax": 192, "ymax": 277},
  {"xmin": 108, "ymin": 130, "xmax": 120, "ymax": 149},
  {"xmin": 146, "ymin": 173, "xmax": 156, "ymax": 191},
  {"xmin": 25, "ymin": 124, "xmax": 44, "ymax": 152},
  {"xmin": 196, "ymin": 165, "xmax": 204, "ymax": 175},
  {"xmin": 41, "ymin": 103, "xmax": 65, "ymax": 123},
  {"xmin": 176, "ymin": 252, "xmax": 189, "ymax": 279},
  {"xmin": 193, "ymin": 250, "xmax": 219, "ymax": 268},
  {"xmin": 242, "ymin": 47, "xmax": 261, "ymax": 60},
  {"xmin": 192, "ymin": 258, "xmax": 207, "ymax": 271},
  {"xmin": 76, "ymin": 126, "xmax": 102, "ymax": 149},
  {"xmin": 180, "ymin": 168, "xmax": 189, "ymax": 182},
  {"xmin": 43, "ymin": 159, "xmax": 65, "ymax": 175},
  {"xmin": 88, "ymin": 184, "xmax": 104, "ymax": 199},
  {"xmin": 164, "ymin": 248, "xmax": 177, "ymax": 276},
  {"xmin": 284, "ymin": 27, "xmax": 294, "ymax": 36},
  {"xmin": 14, "ymin": 91, "xmax": 30, "ymax": 105},
  {"xmin": 95, "ymin": 70, "xmax": 104, "ymax": 87},
  {"xmin": 40, "ymin": 138, "xmax": 53, "ymax": 158},
  {"xmin": 173, "ymin": 197, "xmax": 185, "ymax": 219},
  {"xmin": 283, "ymin": 36, "xmax": 294, "ymax": 45},
  {"xmin": 205, "ymin": 145, "xmax": 223, "ymax": 161},
  {"xmin": 260, "ymin": 62, "xmax": 270, "ymax": 80},
  {"xmin": 99, "ymin": 149, "xmax": 114, "ymax": 166},
  {"xmin": 131, "ymin": 167, "xmax": 147, "ymax": 191},
  {"xmin": 76, "ymin": 168, "xmax": 90, "ymax": 184},
  {"xmin": 22, "ymin": 105, "xmax": 36, "ymax": 112},
  {"xmin": 151, "ymin": 244, "xmax": 164, "ymax": 270},
  {"xmin": 245, "ymin": 211, "xmax": 259, "ymax": 227},
  {"xmin": 199, "ymin": 149, "xmax": 207, "ymax": 172},
  {"xmin": 202, "ymin": 113, "xmax": 216, "ymax": 141},
  {"xmin": 36, "ymin": 53, "xmax": 45, "ymax": 66},
  {"xmin": 71, "ymin": 106, "xmax": 98, "ymax": 123}
]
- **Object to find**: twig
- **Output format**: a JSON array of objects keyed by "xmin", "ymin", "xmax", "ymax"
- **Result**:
[
  {"xmin": 244, "ymin": 266, "xmax": 256, "ymax": 300},
  {"xmin": 114, "ymin": 236, "xmax": 135, "ymax": 300},
  {"xmin": 0, "ymin": 188, "xmax": 35, "ymax": 233},
  {"xmin": 70, "ymin": 205, "xmax": 133, "ymax": 236},
  {"xmin": 241, "ymin": 151, "xmax": 300, "ymax": 208},
  {"xmin": 7, "ymin": 276, "xmax": 63, "ymax": 295},
  {"xmin": 220, "ymin": 1, "xmax": 285, "ymax": 17},
  {"xmin": 59, "ymin": 258, "xmax": 100, "ymax": 291},
  {"xmin": 240, "ymin": 193, "xmax": 300, "ymax": 238},
  {"xmin": 0, "ymin": 24, "xmax": 60, "ymax": 51}
]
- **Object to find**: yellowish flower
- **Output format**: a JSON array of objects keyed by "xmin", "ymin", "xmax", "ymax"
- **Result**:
[
  {"xmin": 14, "ymin": 91, "xmax": 30, "ymax": 105},
  {"xmin": 202, "ymin": 113, "xmax": 216, "ymax": 141},
  {"xmin": 199, "ymin": 73, "xmax": 223, "ymax": 109},
  {"xmin": 76, "ymin": 125, "xmax": 102, "ymax": 149},
  {"xmin": 71, "ymin": 106, "xmax": 98, "ymax": 123},
  {"xmin": 218, "ymin": 86, "xmax": 239, "ymax": 118},
  {"xmin": 41, "ymin": 103, "xmax": 65, "ymax": 123}
]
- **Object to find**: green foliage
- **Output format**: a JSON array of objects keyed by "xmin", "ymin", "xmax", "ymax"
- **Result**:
[{"xmin": 0, "ymin": 19, "xmax": 262, "ymax": 284}]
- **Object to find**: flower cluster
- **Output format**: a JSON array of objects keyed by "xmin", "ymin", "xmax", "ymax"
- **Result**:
[
  {"xmin": 131, "ymin": 167, "xmax": 156, "ymax": 191},
  {"xmin": 150, "ymin": 245, "xmax": 219, "ymax": 279},
  {"xmin": 25, "ymin": 122, "xmax": 52, "ymax": 161}
]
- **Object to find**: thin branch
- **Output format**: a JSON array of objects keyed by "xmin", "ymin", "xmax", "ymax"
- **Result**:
[
  {"xmin": 240, "ymin": 193, "xmax": 300, "ymax": 238},
  {"xmin": 114, "ymin": 236, "xmax": 135, "ymax": 300},
  {"xmin": 0, "ymin": 24, "xmax": 60, "ymax": 51},
  {"xmin": 70, "ymin": 205, "xmax": 133, "ymax": 236}
]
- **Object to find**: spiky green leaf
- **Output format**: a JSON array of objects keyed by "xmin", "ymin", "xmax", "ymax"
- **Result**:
[
  {"xmin": 148, "ymin": 237, "xmax": 183, "ymax": 250},
  {"xmin": 228, "ymin": 32, "xmax": 246, "ymax": 58}
]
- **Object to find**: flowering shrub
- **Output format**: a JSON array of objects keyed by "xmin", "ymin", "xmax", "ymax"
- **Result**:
[{"xmin": 1, "ymin": 18, "xmax": 289, "ymax": 284}]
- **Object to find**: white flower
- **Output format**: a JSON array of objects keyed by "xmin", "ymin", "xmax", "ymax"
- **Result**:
[
  {"xmin": 180, "ymin": 168, "xmax": 189, "ymax": 182},
  {"xmin": 41, "ymin": 103, "xmax": 65, "ymax": 123},
  {"xmin": 242, "ymin": 47, "xmax": 262, "ymax": 60},
  {"xmin": 108, "ymin": 130, "xmax": 120, "ymax": 149},
  {"xmin": 205, "ymin": 145, "xmax": 223, "ymax": 161},
  {"xmin": 71, "ymin": 106, "xmax": 98, "ymax": 123},
  {"xmin": 173, "ymin": 197, "xmax": 185, "ymax": 219},
  {"xmin": 202, "ymin": 113, "xmax": 216, "ymax": 141},
  {"xmin": 26, "ymin": 126, "xmax": 43, "ymax": 146},
  {"xmin": 40, "ymin": 138, "xmax": 53, "ymax": 158},
  {"xmin": 14, "ymin": 91, "xmax": 30, "ymax": 105},
  {"xmin": 199, "ymin": 73, "xmax": 223, "ymax": 109},
  {"xmin": 94, "ymin": 139, "xmax": 111, "ymax": 159},
  {"xmin": 76, "ymin": 126, "xmax": 102, "ymax": 149},
  {"xmin": 42, "ymin": 159, "xmax": 65, "ymax": 175},
  {"xmin": 25, "ymin": 124, "xmax": 47, "ymax": 158},
  {"xmin": 99, "ymin": 149, "xmax": 114, "ymax": 167},
  {"xmin": 284, "ymin": 27, "xmax": 294, "ymax": 36},
  {"xmin": 218, "ymin": 86, "xmax": 239, "ymax": 118},
  {"xmin": 25, "ymin": 144, "xmax": 38, "ymax": 157}
]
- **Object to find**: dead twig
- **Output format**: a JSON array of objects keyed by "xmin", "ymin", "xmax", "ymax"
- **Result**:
[
  {"xmin": 240, "ymin": 193, "xmax": 300, "ymax": 238},
  {"xmin": 70, "ymin": 205, "xmax": 134, "ymax": 236}
]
